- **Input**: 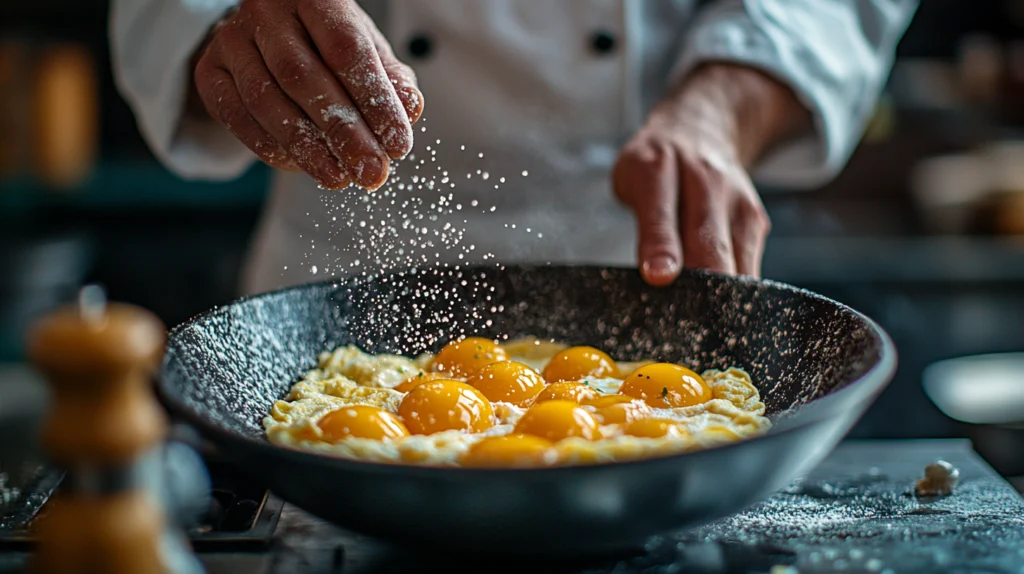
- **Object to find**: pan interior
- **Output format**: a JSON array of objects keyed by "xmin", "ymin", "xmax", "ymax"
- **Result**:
[{"xmin": 161, "ymin": 265, "xmax": 883, "ymax": 441}]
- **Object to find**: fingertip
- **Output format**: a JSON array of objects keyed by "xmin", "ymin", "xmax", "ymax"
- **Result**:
[
  {"xmin": 382, "ymin": 124, "xmax": 414, "ymax": 160},
  {"xmin": 278, "ymin": 158, "xmax": 302, "ymax": 172},
  {"xmin": 355, "ymin": 154, "xmax": 391, "ymax": 190},
  {"xmin": 640, "ymin": 256, "xmax": 680, "ymax": 287},
  {"xmin": 321, "ymin": 175, "xmax": 353, "ymax": 191},
  {"xmin": 398, "ymin": 86, "xmax": 424, "ymax": 123}
]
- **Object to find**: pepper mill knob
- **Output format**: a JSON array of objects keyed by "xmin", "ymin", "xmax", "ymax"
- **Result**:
[
  {"xmin": 27, "ymin": 286, "xmax": 175, "ymax": 574},
  {"xmin": 29, "ymin": 285, "xmax": 167, "ymax": 466}
]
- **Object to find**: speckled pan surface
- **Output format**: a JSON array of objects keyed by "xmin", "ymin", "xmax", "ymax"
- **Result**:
[{"xmin": 159, "ymin": 265, "xmax": 896, "ymax": 553}]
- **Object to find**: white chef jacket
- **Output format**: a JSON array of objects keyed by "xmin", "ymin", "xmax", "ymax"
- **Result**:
[{"xmin": 110, "ymin": 0, "xmax": 917, "ymax": 295}]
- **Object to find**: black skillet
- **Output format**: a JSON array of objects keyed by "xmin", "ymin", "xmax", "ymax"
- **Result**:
[{"xmin": 158, "ymin": 265, "xmax": 896, "ymax": 555}]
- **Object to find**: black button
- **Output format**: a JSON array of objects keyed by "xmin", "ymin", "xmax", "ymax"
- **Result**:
[
  {"xmin": 408, "ymin": 34, "xmax": 433, "ymax": 59},
  {"xmin": 591, "ymin": 31, "xmax": 617, "ymax": 55}
]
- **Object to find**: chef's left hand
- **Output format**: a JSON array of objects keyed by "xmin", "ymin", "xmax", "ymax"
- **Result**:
[{"xmin": 613, "ymin": 63, "xmax": 810, "ymax": 285}]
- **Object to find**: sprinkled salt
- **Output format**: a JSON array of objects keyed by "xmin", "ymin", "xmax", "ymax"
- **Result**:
[{"xmin": 321, "ymin": 104, "xmax": 358, "ymax": 124}]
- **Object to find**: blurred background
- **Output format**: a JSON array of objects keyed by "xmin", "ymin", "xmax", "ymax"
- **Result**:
[{"xmin": 1, "ymin": 2, "xmax": 1024, "ymax": 484}]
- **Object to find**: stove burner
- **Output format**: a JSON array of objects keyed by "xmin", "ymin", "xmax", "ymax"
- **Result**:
[{"xmin": 0, "ymin": 460, "xmax": 281, "ymax": 552}]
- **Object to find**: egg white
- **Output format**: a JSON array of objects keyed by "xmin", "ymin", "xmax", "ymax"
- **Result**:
[{"xmin": 264, "ymin": 339, "xmax": 771, "ymax": 466}]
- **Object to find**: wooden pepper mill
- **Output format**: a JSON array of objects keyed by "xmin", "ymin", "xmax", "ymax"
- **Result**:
[{"xmin": 26, "ymin": 286, "xmax": 200, "ymax": 574}]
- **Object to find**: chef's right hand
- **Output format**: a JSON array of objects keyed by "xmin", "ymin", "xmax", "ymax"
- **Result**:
[{"xmin": 192, "ymin": 0, "xmax": 424, "ymax": 190}]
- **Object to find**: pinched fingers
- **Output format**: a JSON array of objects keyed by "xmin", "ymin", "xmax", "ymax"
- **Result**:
[
  {"xmin": 300, "ymin": 0, "xmax": 415, "ymax": 161},
  {"xmin": 253, "ymin": 15, "xmax": 389, "ymax": 189}
]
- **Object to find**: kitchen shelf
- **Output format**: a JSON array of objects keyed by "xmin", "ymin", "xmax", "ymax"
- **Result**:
[{"xmin": 0, "ymin": 161, "xmax": 270, "ymax": 214}]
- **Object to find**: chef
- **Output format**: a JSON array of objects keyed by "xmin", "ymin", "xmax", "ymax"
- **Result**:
[{"xmin": 110, "ymin": 0, "xmax": 917, "ymax": 295}]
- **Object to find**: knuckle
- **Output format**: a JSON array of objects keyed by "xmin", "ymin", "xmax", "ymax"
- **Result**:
[
  {"xmin": 217, "ymin": 99, "xmax": 248, "ymax": 129},
  {"xmin": 644, "ymin": 222, "xmax": 678, "ymax": 247},
  {"xmin": 697, "ymin": 226, "xmax": 732, "ymax": 260},
  {"xmin": 736, "ymin": 195, "xmax": 771, "ymax": 234},
  {"xmin": 282, "ymin": 121, "xmax": 319, "ymax": 155},
  {"xmin": 619, "ymin": 139, "xmax": 672, "ymax": 172},
  {"xmin": 383, "ymin": 59, "xmax": 416, "ymax": 84},
  {"xmin": 325, "ymin": 29, "xmax": 374, "ymax": 73},
  {"xmin": 613, "ymin": 141, "xmax": 672, "ymax": 202},
  {"xmin": 324, "ymin": 117, "xmax": 361, "ymax": 152},
  {"xmin": 267, "ymin": 49, "xmax": 310, "ymax": 86},
  {"xmin": 214, "ymin": 20, "xmax": 246, "ymax": 47},
  {"xmin": 235, "ymin": 70, "xmax": 272, "ymax": 108}
]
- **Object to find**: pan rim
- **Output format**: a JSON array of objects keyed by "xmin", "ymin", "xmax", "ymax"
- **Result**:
[{"xmin": 158, "ymin": 264, "xmax": 897, "ymax": 476}]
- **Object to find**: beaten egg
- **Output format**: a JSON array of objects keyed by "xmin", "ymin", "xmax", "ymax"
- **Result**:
[{"xmin": 264, "ymin": 337, "xmax": 771, "ymax": 467}]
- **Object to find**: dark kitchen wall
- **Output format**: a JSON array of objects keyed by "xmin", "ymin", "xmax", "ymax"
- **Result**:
[{"xmin": 0, "ymin": 0, "xmax": 269, "ymax": 361}]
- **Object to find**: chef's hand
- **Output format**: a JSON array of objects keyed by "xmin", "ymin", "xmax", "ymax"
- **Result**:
[
  {"xmin": 613, "ymin": 63, "xmax": 810, "ymax": 284},
  {"xmin": 191, "ymin": 0, "xmax": 424, "ymax": 190}
]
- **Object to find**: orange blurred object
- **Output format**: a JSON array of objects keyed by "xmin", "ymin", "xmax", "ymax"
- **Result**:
[{"xmin": 31, "ymin": 43, "xmax": 98, "ymax": 190}]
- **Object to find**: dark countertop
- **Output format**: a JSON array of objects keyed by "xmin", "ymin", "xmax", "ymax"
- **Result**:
[{"xmin": 204, "ymin": 440, "xmax": 1023, "ymax": 574}]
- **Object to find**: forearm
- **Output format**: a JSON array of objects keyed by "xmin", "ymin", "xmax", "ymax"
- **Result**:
[{"xmin": 658, "ymin": 62, "xmax": 812, "ymax": 169}]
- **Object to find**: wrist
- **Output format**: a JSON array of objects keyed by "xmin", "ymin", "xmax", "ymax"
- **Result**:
[{"xmin": 656, "ymin": 62, "xmax": 811, "ymax": 168}]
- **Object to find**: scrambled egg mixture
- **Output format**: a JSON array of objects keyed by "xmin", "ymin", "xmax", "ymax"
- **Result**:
[{"xmin": 264, "ymin": 337, "xmax": 771, "ymax": 467}]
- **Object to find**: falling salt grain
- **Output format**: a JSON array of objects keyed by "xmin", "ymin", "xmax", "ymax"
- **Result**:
[
  {"xmin": 310, "ymin": 265, "xmax": 318, "ymax": 275},
  {"xmin": 521, "ymin": 170, "xmax": 529, "ymax": 177}
]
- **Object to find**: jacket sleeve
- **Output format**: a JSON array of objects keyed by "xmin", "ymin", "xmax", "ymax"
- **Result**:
[
  {"xmin": 109, "ymin": 0, "xmax": 255, "ymax": 181},
  {"xmin": 674, "ymin": 0, "xmax": 917, "ymax": 188}
]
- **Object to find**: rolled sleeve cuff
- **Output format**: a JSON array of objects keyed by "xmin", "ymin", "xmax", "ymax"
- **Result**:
[{"xmin": 110, "ymin": 0, "xmax": 254, "ymax": 181}]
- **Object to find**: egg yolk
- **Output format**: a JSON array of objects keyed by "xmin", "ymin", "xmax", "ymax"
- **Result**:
[
  {"xmin": 394, "ymin": 372, "xmax": 449, "ymax": 393},
  {"xmin": 460, "ymin": 435, "xmax": 558, "ymax": 468},
  {"xmin": 466, "ymin": 361, "xmax": 546, "ymax": 407},
  {"xmin": 541, "ymin": 346, "xmax": 621, "ymax": 383},
  {"xmin": 514, "ymin": 400, "xmax": 601, "ymax": 442},
  {"xmin": 398, "ymin": 379, "xmax": 494, "ymax": 435},
  {"xmin": 581, "ymin": 394, "xmax": 651, "ymax": 424},
  {"xmin": 317, "ymin": 405, "xmax": 410, "ymax": 442},
  {"xmin": 534, "ymin": 382, "xmax": 600, "ymax": 404},
  {"xmin": 618, "ymin": 363, "xmax": 712, "ymax": 408},
  {"xmin": 623, "ymin": 418, "xmax": 687, "ymax": 439},
  {"xmin": 429, "ymin": 337, "xmax": 509, "ymax": 378}
]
